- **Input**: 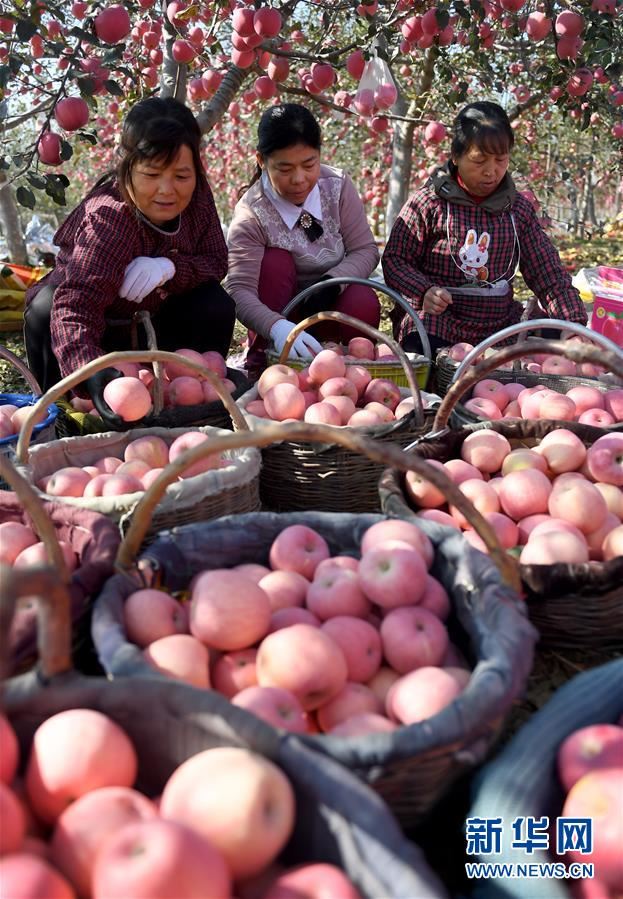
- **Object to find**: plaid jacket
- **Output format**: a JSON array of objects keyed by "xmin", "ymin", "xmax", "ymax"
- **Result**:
[
  {"xmin": 26, "ymin": 177, "xmax": 227, "ymax": 381},
  {"xmin": 382, "ymin": 168, "xmax": 587, "ymax": 347}
]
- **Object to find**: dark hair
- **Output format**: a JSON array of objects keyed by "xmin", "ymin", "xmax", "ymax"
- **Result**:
[
  {"xmin": 450, "ymin": 101, "xmax": 514, "ymax": 160},
  {"xmin": 243, "ymin": 103, "xmax": 322, "ymax": 193},
  {"xmin": 106, "ymin": 97, "xmax": 205, "ymax": 204}
]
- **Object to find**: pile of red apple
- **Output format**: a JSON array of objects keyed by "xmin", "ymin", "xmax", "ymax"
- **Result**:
[
  {"xmin": 245, "ymin": 346, "xmax": 416, "ymax": 427},
  {"xmin": 552, "ymin": 721, "xmax": 623, "ymax": 895},
  {"xmin": 0, "ymin": 710, "xmax": 365, "ymax": 898},
  {"xmin": 120, "ymin": 519, "xmax": 471, "ymax": 738},
  {"xmin": 462, "ymin": 379, "xmax": 623, "ymax": 428},
  {"xmin": 0, "ymin": 402, "xmax": 48, "ymax": 441},
  {"xmin": 0, "ymin": 519, "xmax": 78, "ymax": 572},
  {"xmin": 71, "ymin": 350, "xmax": 236, "ymax": 423},
  {"xmin": 444, "ymin": 340, "xmax": 605, "ymax": 379},
  {"xmin": 33, "ymin": 431, "xmax": 224, "ymax": 500},
  {"xmin": 404, "ymin": 427, "xmax": 623, "ymax": 565}
]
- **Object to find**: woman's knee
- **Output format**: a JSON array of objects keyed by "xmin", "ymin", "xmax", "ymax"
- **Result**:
[
  {"xmin": 335, "ymin": 285, "xmax": 381, "ymax": 340},
  {"xmin": 24, "ymin": 285, "xmax": 54, "ymax": 337},
  {"xmin": 258, "ymin": 248, "xmax": 297, "ymax": 312}
]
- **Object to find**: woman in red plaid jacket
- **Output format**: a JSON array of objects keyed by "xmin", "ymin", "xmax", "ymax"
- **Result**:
[
  {"xmin": 24, "ymin": 97, "xmax": 234, "ymax": 428},
  {"xmin": 382, "ymin": 101, "xmax": 587, "ymax": 356}
]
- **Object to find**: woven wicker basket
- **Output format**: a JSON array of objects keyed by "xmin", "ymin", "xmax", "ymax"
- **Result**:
[
  {"xmin": 92, "ymin": 421, "xmax": 535, "ymax": 827},
  {"xmin": 1, "ymin": 569, "xmax": 448, "ymax": 899},
  {"xmin": 14, "ymin": 351, "xmax": 260, "ymax": 539},
  {"xmin": 0, "ymin": 345, "xmax": 58, "ymax": 486},
  {"xmin": 379, "ymin": 337, "xmax": 623, "ymax": 652},
  {"xmin": 264, "ymin": 276, "xmax": 432, "ymax": 390},
  {"xmin": 241, "ymin": 310, "xmax": 436, "ymax": 513},
  {"xmin": 467, "ymin": 657, "xmax": 623, "ymax": 899},
  {"xmin": 435, "ymin": 318, "xmax": 615, "ymax": 398},
  {"xmin": 445, "ymin": 320, "xmax": 623, "ymax": 429},
  {"xmin": 0, "ymin": 454, "xmax": 120, "ymax": 674},
  {"xmin": 54, "ymin": 310, "xmax": 250, "ymax": 437}
]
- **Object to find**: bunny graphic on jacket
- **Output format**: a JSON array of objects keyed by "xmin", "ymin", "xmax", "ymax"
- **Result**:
[{"xmin": 458, "ymin": 229, "xmax": 490, "ymax": 281}]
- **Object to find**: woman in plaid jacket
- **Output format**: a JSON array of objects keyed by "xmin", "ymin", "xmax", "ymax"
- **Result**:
[
  {"xmin": 24, "ymin": 97, "xmax": 234, "ymax": 428},
  {"xmin": 382, "ymin": 101, "xmax": 587, "ymax": 355}
]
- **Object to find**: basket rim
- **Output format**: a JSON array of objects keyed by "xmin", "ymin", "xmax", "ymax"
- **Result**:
[
  {"xmin": 17, "ymin": 424, "xmax": 261, "ymax": 519},
  {"xmin": 237, "ymin": 383, "xmax": 421, "ymax": 441}
]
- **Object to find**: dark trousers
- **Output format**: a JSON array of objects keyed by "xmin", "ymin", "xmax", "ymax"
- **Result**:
[
  {"xmin": 24, "ymin": 282, "xmax": 236, "ymax": 392},
  {"xmin": 399, "ymin": 321, "xmax": 562, "ymax": 360},
  {"xmin": 402, "ymin": 330, "xmax": 450, "ymax": 357}
]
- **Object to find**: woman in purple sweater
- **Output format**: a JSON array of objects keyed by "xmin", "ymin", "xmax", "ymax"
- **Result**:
[{"xmin": 226, "ymin": 104, "xmax": 381, "ymax": 376}]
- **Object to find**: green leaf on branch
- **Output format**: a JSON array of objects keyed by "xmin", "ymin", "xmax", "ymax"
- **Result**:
[
  {"xmin": 436, "ymin": 9, "xmax": 450, "ymax": 30},
  {"xmin": 77, "ymin": 76, "xmax": 96, "ymax": 97},
  {"xmin": 44, "ymin": 176, "xmax": 67, "ymax": 206},
  {"xmin": 103, "ymin": 79, "xmax": 124, "ymax": 97},
  {"xmin": 16, "ymin": 185, "xmax": 36, "ymax": 210},
  {"xmin": 77, "ymin": 131, "xmax": 97, "ymax": 145},
  {"xmin": 27, "ymin": 172, "xmax": 47, "ymax": 189},
  {"xmin": 16, "ymin": 19, "xmax": 38, "ymax": 41},
  {"xmin": 59, "ymin": 139, "xmax": 73, "ymax": 162},
  {"xmin": 0, "ymin": 66, "xmax": 9, "ymax": 90},
  {"xmin": 8, "ymin": 55, "xmax": 23, "ymax": 75},
  {"xmin": 68, "ymin": 25, "xmax": 96, "ymax": 42},
  {"xmin": 0, "ymin": 158, "xmax": 10, "ymax": 170}
]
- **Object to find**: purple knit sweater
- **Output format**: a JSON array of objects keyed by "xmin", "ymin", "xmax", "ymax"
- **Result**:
[{"xmin": 226, "ymin": 165, "xmax": 379, "ymax": 337}]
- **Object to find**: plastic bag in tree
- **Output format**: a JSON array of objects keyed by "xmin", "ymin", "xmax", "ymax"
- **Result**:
[{"xmin": 354, "ymin": 55, "xmax": 398, "ymax": 117}]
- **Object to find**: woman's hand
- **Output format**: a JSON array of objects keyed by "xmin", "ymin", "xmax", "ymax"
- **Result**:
[
  {"xmin": 269, "ymin": 319, "xmax": 323, "ymax": 360},
  {"xmin": 84, "ymin": 368, "xmax": 126, "ymax": 430},
  {"xmin": 119, "ymin": 257, "xmax": 176, "ymax": 303},
  {"xmin": 423, "ymin": 286, "xmax": 452, "ymax": 315}
]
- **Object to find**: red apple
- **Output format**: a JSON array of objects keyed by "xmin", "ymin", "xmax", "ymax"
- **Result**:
[
  {"xmin": 562, "ymin": 769, "xmax": 623, "ymax": 890},
  {"xmin": 92, "ymin": 817, "xmax": 231, "ymax": 898},
  {"xmin": 232, "ymin": 686, "xmax": 308, "ymax": 733},
  {"xmin": 54, "ymin": 97, "xmax": 89, "ymax": 131},
  {"xmin": 94, "ymin": 4, "xmax": 132, "ymax": 43},
  {"xmin": 160, "ymin": 748, "xmax": 295, "ymax": 879},
  {"xmin": 558, "ymin": 724, "xmax": 623, "ymax": 792},
  {"xmin": 263, "ymin": 863, "xmax": 363, "ymax": 899}
]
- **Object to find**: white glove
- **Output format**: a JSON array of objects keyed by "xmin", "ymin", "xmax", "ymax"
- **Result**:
[
  {"xmin": 269, "ymin": 319, "xmax": 323, "ymax": 360},
  {"xmin": 119, "ymin": 256, "xmax": 176, "ymax": 303}
]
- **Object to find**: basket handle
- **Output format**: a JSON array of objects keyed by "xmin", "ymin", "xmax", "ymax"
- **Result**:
[
  {"xmin": 15, "ymin": 349, "xmax": 249, "ymax": 465},
  {"xmin": 116, "ymin": 421, "xmax": 521, "ymax": 593},
  {"xmin": 434, "ymin": 337, "xmax": 623, "ymax": 431},
  {"xmin": 281, "ymin": 276, "xmax": 432, "ymax": 362},
  {"xmin": 0, "ymin": 455, "xmax": 70, "ymax": 583},
  {"xmin": 279, "ymin": 310, "xmax": 425, "ymax": 428},
  {"xmin": 451, "ymin": 319, "xmax": 618, "ymax": 384},
  {"xmin": 132, "ymin": 311, "xmax": 164, "ymax": 414},
  {"xmin": 0, "ymin": 564, "xmax": 72, "ymax": 681},
  {"xmin": 0, "ymin": 344, "xmax": 42, "ymax": 394}
]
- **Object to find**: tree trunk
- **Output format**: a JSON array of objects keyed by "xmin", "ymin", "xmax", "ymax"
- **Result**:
[
  {"xmin": 196, "ymin": 67, "xmax": 248, "ymax": 135},
  {"xmin": 0, "ymin": 174, "xmax": 28, "ymax": 264},
  {"xmin": 385, "ymin": 47, "xmax": 438, "ymax": 238},
  {"xmin": 160, "ymin": 1, "xmax": 186, "ymax": 101},
  {"xmin": 385, "ymin": 110, "xmax": 414, "ymax": 239}
]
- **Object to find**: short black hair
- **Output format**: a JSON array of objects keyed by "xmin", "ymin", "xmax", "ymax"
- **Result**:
[
  {"xmin": 450, "ymin": 101, "xmax": 514, "ymax": 159},
  {"xmin": 117, "ymin": 96, "xmax": 205, "ymax": 202},
  {"xmin": 256, "ymin": 103, "xmax": 321, "ymax": 157}
]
